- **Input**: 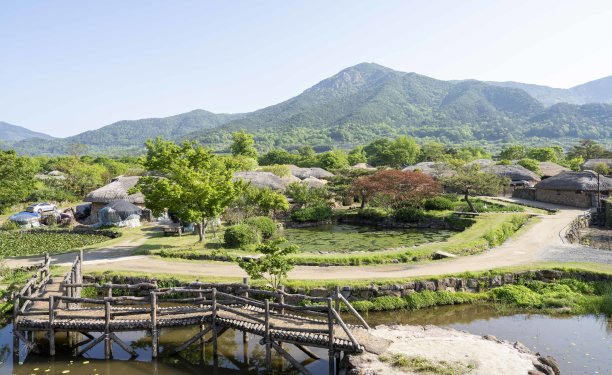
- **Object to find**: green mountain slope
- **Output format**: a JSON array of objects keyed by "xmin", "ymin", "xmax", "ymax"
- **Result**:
[{"xmin": 0, "ymin": 121, "xmax": 54, "ymax": 144}]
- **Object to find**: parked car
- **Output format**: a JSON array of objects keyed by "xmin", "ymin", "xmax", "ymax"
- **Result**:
[{"xmin": 26, "ymin": 202, "xmax": 57, "ymax": 214}]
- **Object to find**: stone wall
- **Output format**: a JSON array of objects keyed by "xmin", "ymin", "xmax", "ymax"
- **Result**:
[
  {"xmin": 535, "ymin": 189, "xmax": 592, "ymax": 208},
  {"xmin": 512, "ymin": 187, "xmax": 536, "ymax": 201}
]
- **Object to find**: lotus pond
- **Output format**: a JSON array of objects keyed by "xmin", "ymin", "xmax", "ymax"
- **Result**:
[{"xmin": 280, "ymin": 224, "xmax": 454, "ymax": 253}]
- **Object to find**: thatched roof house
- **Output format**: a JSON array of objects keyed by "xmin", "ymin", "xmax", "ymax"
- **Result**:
[
  {"xmin": 582, "ymin": 159, "xmax": 612, "ymax": 171},
  {"xmin": 84, "ymin": 176, "xmax": 144, "ymax": 220},
  {"xmin": 402, "ymin": 162, "xmax": 455, "ymax": 179},
  {"xmin": 234, "ymin": 171, "xmax": 288, "ymax": 191},
  {"xmin": 482, "ymin": 164, "xmax": 541, "ymax": 186},
  {"xmin": 288, "ymin": 165, "xmax": 334, "ymax": 180},
  {"xmin": 302, "ymin": 176, "xmax": 328, "ymax": 188},
  {"xmin": 539, "ymin": 162, "xmax": 570, "ymax": 179},
  {"xmin": 532, "ymin": 171, "xmax": 612, "ymax": 208},
  {"xmin": 467, "ymin": 159, "xmax": 496, "ymax": 168}
]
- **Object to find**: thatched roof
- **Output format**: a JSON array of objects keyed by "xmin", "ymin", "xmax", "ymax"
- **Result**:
[
  {"xmin": 483, "ymin": 164, "xmax": 541, "ymax": 183},
  {"xmin": 302, "ymin": 176, "xmax": 328, "ymax": 188},
  {"xmin": 539, "ymin": 162, "xmax": 570, "ymax": 178},
  {"xmin": 84, "ymin": 176, "xmax": 144, "ymax": 204},
  {"xmin": 350, "ymin": 163, "xmax": 376, "ymax": 171},
  {"xmin": 35, "ymin": 170, "xmax": 66, "ymax": 181},
  {"xmin": 582, "ymin": 159, "xmax": 612, "ymax": 170},
  {"xmin": 467, "ymin": 159, "xmax": 496, "ymax": 168},
  {"xmin": 234, "ymin": 171, "xmax": 288, "ymax": 191},
  {"xmin": 535, "ymin": 170, "xmax": 612, "ymax": 192},
  {"xmin": 402, "ymin": 162, "xmax": 456, "ymax": 179},
  {"xmin": 288, "ymin": 165, "xmax": 334, "ymax": 179}
]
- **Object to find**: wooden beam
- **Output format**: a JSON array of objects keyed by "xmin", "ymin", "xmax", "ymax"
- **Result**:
[
  {"xmin": 271, "ymin": 341, "xmax": 312, "ymax": 375},
  {"xmin": 173, "ymin": 326, "xmax": 212, "ymax": 354}
]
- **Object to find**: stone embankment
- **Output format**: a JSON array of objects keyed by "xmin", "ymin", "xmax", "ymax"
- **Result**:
[{"xmin": 341, "ymin": 325, "xmax": 560, "ymax": 375}]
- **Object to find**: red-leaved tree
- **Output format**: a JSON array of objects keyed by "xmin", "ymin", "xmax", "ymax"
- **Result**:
[{"xmin": 351, "ymin": 170, "xmax": 441, "ymax": 209}]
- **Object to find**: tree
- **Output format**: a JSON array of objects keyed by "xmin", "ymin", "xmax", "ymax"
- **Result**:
[
  {"xmin": 364, "ymin": 136, "xmax": 420, "ymax": 167},
  {"xmin": 567, "ymin": 139, "xmax": 610, "ymax": 160},
  {"xmin": 238, "ymin": 239, "xmax": 298, "ymax": 289},
  {"xmin": 328, "ymin": 168, "xmax": 375, "ymax": 205},
  {"xmin": 136, "ymin": 138, "xmax": 244, "ymax": 242},
  {"xmin": 499, "ymin": 145, "xmax": 526, "ymax": 160},
  {"xmin": 526, "ymin": 147, "xmax": 558, "ymax": 162},
  {"xmin": 441, "ymin": 166, "xmax": 509, "ymax": 213},
  {"xmin": 285, "ymin": 182, "xmax": 329, "ymax": 209},
  {"xmin": 258, "ymin": 149, "xmax": 300, "ymax": 166},
  {"xmin": 317, "ymin": 149, "xmax": 349, "ymax": 170},
  {"xmin": 419, "ymin": 141, "xmax": 446, "ymax": 162},
  {"xmin": 0, "ymin": 150, "xmax": 37, "ymax": 213},
  {"xmin": 347, "ymin": 146, "xmax": 368, "ymax": 165},
  {"xmin": 517, "ymin": 158, "xmax": 541, "ymax": 174},
  {"xmin": 230, "ymin": 130, "xmax": 258, "ymax": 159},
  {"xmin": 351, "ymin": 170, "xmax": 440, "ymax": 210},
  {"xmin": 592, "ymin": 162, "xmax": 610, "ymax": 176},
  {"xmin": 237, "ymin": 186, "xmax": 289, "ymax": 217}
]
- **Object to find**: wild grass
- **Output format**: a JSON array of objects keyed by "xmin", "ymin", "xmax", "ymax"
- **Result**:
[{"xmin": 379, "ymin": 353, "xmax": 476, "ymax": 375}]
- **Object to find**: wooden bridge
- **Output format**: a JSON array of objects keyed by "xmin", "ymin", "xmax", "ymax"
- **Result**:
[{"xmin": 13, "ymin": 251, "xmax": 372, "ymax": 374}]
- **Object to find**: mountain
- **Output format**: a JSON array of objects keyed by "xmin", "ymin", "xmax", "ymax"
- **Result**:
[
  {"xmin": 8, "ymin": 63, "xmax": 612, "ymax": 155},
  {"xmin": 489, "ymin": 75, "xmax": 612, "ymax": 106},
  {"xmin": 0, "ymin": 121, "xmax": 54, "ymax": 144},
  {"xmin": 11, "ymin": 110, "xmax": 244, "ymax": 155}
]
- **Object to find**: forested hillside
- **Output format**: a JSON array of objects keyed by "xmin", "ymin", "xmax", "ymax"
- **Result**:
[{"xmin": 6, "ymin": 63, "xmax": 612, "ymax": 155}]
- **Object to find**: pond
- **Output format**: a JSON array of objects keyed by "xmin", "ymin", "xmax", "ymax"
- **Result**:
[
  {"xmin": 280, "ymin": 224, "xmax": 454, "ymax": 253},
  {"xmin": 2, "ymin": 305, "xmax": 610, "ymax": 374}
]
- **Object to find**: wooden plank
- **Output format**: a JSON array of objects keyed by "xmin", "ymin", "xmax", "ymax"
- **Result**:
[
  {"xmin": 271, "ymin": 341, "xmax": 312, "ymax": 375},
  {"xmin": 338, "ymin": 294, "xmax": 370, "ymax": 330}
]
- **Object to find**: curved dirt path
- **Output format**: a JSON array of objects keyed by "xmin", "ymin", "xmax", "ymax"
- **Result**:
[{"xmin": 76, "ymin": 201, "xmax": 611, "ymax": 280}]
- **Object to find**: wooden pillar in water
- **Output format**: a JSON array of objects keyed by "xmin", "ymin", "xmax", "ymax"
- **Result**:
[
  {"xmin": 265, "ymin": 299, "xmax": 271, "ymax": 370},
  {"xmin": 48, "ymin": 296, "xmax": 55, "ymax": 356},
  {"xmin": 327, "ymin": 298, "xmax": 335, "ymax": 375},
  {"xmin": 104, "ymin": 299, "xmax": 111, "ymax": 359},
  {"xmin": 211, "ymin": 288, "xmax": 218, "ymax": 360},
  {"xmin": 150, "ymin": 292, "xmax": 158, "ymax": 358}
]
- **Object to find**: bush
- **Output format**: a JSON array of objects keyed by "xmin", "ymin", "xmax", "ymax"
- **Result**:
[
  {"xmin": 356, "ymin": 207, "xmax": 389, "ymax": 220},
  {"xmin": 394, "ymin": 207, "xmax": 425, "ymax": 223},
  {"xmin": 291, "ymin": 205, "xmax": 333, "ymax": 223},
  {"xmin": 489, "ymin": 285, "xmax": 543, "ymax": 308},
  {"xmin": 423, "ymin": 196, "xmax": 454, "ymax": 211},
  {"xmin": 0, "ymin": 220, "xmax": 18, "ymax": 231},
  {"xmin": 517, "ymin": 158, "xmax": 541, "ymax": 174},
  {"xmin": 224, "ymin": 224, "xmax": 260, "ymax": 248},
  {"xmin": 244, "ymin": 216, "xmax": 277, "ymax": 239}
]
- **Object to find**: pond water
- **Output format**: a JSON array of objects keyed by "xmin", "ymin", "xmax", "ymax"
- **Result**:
[
  {"xmin": 281, "ymin": 224, "xmax": 454, "ymax": 253},
  {"xmin": 2, "ymin": 305, "xmax": 610, "ymax": 374}
]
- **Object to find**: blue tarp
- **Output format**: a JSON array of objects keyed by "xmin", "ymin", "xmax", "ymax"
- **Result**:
[{"xmin": 9, "ymin": 212, "xmax": 41, "ymax": 227}]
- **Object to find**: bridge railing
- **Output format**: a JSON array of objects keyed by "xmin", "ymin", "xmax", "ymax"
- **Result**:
[{"xmin": 13, "ymin": 253, "xmax": 51, "ymax": 320}]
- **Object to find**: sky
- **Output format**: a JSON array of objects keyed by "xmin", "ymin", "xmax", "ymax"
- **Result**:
[{"xmin": 1, "ymin": 0, "xmax": 612, "ymax": 137}]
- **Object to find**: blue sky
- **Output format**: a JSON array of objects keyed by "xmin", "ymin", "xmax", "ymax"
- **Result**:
[{"xmin": 1, "ymin": 0, "xmax": 612, "ymax": 137}]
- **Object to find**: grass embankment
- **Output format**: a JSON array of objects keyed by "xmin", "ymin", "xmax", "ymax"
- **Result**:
[{"xmin": 139, "ymin": 212, "xmax": 531, "ymax": 266}]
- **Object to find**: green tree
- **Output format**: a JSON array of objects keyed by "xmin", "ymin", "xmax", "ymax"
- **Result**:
[
  {"xmin": 238, "ymin": 238, "xmax": 298, "ymax": 289},
  {"xmin": 567, "ymin": 139, "xmax": 610, "ymax": 160},
  {"xmin": 0, "ymin": 150, "xmax": 37, "ymax": 213},
  {"xmin": 285, "ymin": 182, "xmax": 329, "ymax": 209},
  {"xmin": 441, "ymin": 166, "xmax": 509, "ymax": 213},
  {"xmin": 517, "ymin": 158, "xmax": 541, "ymax": 174},
  {"xmin": 526, "ymin": 147, "xmax": 558, "ymax": 162},
  {"xmin": 237, "ymin": 186, "xmax": 289, "ymax": 217},
  {"xmin": 347, "ymin": 146, "xmax": 368, "ymax": 165},
  {"xmin": 499, "ymin": 145, "xmax": 526, "ymax": 160},
  {"xmin": 258, "ymin": 149, "xmax": 300, "ymax": 166},
  {"xmin": 136, "ymin": 138, "xmax": 244, "ymax": 242},
  {"xmin": 419, "ymin": 141, "xmax": 446, "ymax": 162},
  {"xmin": 230, "ymin": 130, "xmax": 258, "ymax": 159},
  {"xmin": 592, "ymin": 162, "xmax": 611, "ymax": 176},
  {"xmin": 365, "ymin": 136, "xmax": 420, "ymax": 167},
  {"xmin": 317, "ymin": 149, "xmax": 349, "ymax": 170}
]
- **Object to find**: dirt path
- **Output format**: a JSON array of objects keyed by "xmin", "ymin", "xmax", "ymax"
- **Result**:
[{"xmin": 75, "ymin": 201, "xmax": 612, "ymax": 280}]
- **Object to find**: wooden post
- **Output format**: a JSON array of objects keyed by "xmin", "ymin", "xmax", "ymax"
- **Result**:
[
  {"xmin": 334, "ymin": 286, "xmax": 341, "ymax": 312},
  {"xmin": 211, "ymin": 288, "xmax": 218, "ymax": 359},
  {"xmin": 327, "ymin": 298, "xmax": 334, "ymax": 375},
  {"xmin": 78, "ymin": 249, "xmax": 84, "ymax": 298},
  {"xmin": 107, "ymin": 282, "xmax": 112, "ymax": 298},
  {"xmin": 243, "ymin": 277, "xmax": 249, "ymax": 299},
  {"xmin": 48, "ymin": 296, "xmax": 55, "ymax": 356},
  {"xmin": 150, "ymin": 292, "xmax": 158, "ymax": 358},
  {"xmin": 104, "ymin": 299, "xmax": 111, "ymax": 359},
  {"xmin": 279, "ymin": 285, "xmax": 285, "ymax": 315},
  {"xmin": 265, "ymin": 299, "xmax": 271, "ymax": 370}
]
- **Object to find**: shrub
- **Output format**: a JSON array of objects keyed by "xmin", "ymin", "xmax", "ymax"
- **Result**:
[
  {"xmin": 351, "ymin": 300, "xmax": 375, "ymax": 312},
  {"xmin": 259, "ymin": 164, "xmax": 291, "ymax": 178},
  {"xmin": 356, "ymin": 207, "xmax": 389, "ymax": 220},
  {"xmin": 224, "ymin": 224, "xmax": 260, "ymax": 248},
  {"xmin": 0, "ymin": 220, "xmax": 18, "ymax": 231},
  {"xmin": 291, "ymin": 205, "xmax": 333, "ymax": 223},
  {"xmin": 489, "ymin": 285, "xmax": 543, "ymax": 308},
  {"xmin": 370, "ymin": 296, "xmax": 408, "ymax": 311},
  {"xmin": 423, "ymin": 196, "xmax": 454, "ymax": 211},
  {"xmin": 394, "ymin": 207, "xmax": 425, "ymax": 223},
  {"xmin": 517, "ymin": 158, "xmax": 541, "ymax": 174},
  {"xmin": 244, "ymin": 216, "xmax": 277, "ymax": 239}
]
